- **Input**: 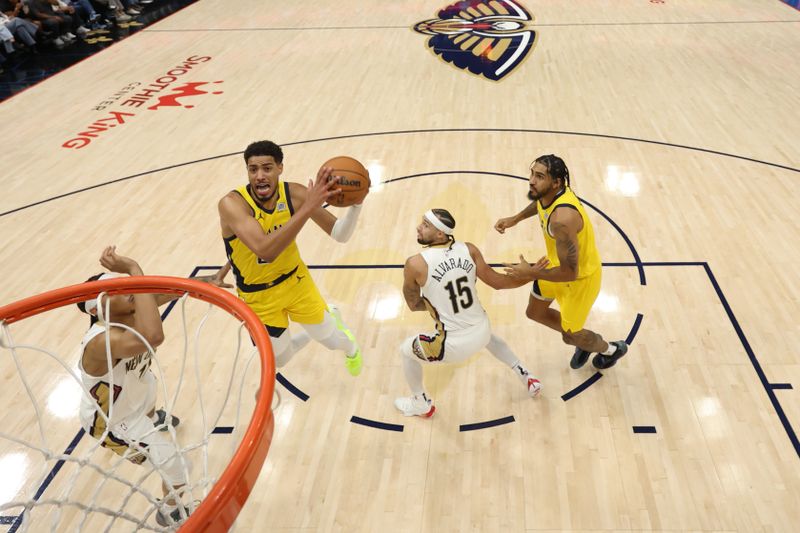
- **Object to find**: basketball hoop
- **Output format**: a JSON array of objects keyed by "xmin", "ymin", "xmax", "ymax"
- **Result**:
[{"xmin": 0, "ymin": 276, "xmax": 275, "ymax": 532}]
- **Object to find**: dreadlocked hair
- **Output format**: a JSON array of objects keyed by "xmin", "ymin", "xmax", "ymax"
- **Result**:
[{"xmin": 534, "ymin": 154, "xmax": 570, "ymax": 187}]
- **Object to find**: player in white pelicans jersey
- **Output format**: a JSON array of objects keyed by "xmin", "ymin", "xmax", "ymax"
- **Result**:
[
  {"xmin": 77, "ymin": 246, "xmax": 229, "ymax": 527},
  {"xmin": 394, "ymin": 209, "xmax": 543, "ymax": 417}
]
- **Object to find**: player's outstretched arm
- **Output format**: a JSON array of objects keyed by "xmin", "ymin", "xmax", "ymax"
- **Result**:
[
  {"xmin": 402, "ymin": 255, "xmax": 428, "ymax": 312},
  {"xmin": 152, "ymin": 263, "xmax": 234, "ymax": 306},
  {"xmin": 504, "ymin": 207, "xmax": 580, "ymax": 283},
  {"xmin": 218, "ymin": 167, "xmax": 339, "ymax": 263},
  {"xmin": 466, "ymin": 243, "xmax": 528, "ymax": 289},
  {"xmin": 210, "ymin": 261, "xmax": 232, "ymax": 287},
  {"xmin": 494, "ymin": 201, "xmax": 537, "ymax": 234},
  {"xmin": 83, "ymin": 247, "xmax": 165, "ymax": 375}
]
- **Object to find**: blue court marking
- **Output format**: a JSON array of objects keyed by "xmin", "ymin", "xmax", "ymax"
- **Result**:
[
  {"xmin": 559, "ymin": 313, "xmax": 642, "ymax": 402},
  {"xmin": 290, "ymin": 264, "xmax": 646, "ymax": 415},
  {"xmin": 276, "ymin": 372, "xmax": 309, "ymax": 401},
  {"xmin": 4, "ymin": 428, "xmax": 86, "ymax": 532},
  {"xmin": 626, "ymin": 313, "xmax": 644, "ymax": 345},
  {"xmin": 350, "ymin": 416, "xmax": 404, "ymax": 432},
  {"xmin": 380, "ymin": 170, "xmax": 645, "ymax": 285},
  {"xmin": 561, "ymin": 372, "xmax": 603, "ymax": 402},
  {"xmin": 633, "ymin": 426, "xmax": 657, "ymax": 434},
  {"xmin": 580, "ymin": 197, "xmax": 645, "ymax": 285},
  {"xmin": 460, "ymin": 416, "xmax": 515, "ymax": 432},
  {"xmin": 771, "ymin": 383, "xmax": 794, "ymax": 390},
  {"xmin": 4, "ymin": 127, "xmax": 798, "ymax": 219},
  {"xmin": 703, "ymin": 262, "xmax": 799, "ymax": 459},
  {"xmin": 212, "ymin": 426, "xmax": 234, "ymax": 434},
  {"xmin": 159, "ymin": 265, "xmax": 204, "ymax": 319}
]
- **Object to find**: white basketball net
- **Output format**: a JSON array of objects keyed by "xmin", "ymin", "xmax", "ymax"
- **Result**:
[{"xmin": 0, "ymin": 290, "xmax": 272, "ymax": 532}]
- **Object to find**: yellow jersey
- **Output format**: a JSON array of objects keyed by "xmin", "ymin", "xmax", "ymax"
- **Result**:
[
  {"xmin": 536, "ymin": 187, "xmax": 601, "ymax": 279},
  {"xmin": 224, "ymin": 181, "xmax": 304, "ymax": 292}
]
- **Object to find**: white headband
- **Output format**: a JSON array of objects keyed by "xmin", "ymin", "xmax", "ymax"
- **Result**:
[
  {"xmin": 424, "ymin": 210, "xmax": 453, "ymax": 235},
  {"xmin": 83, "ymin": 273, "xmax": 119, "ymax": 313}
]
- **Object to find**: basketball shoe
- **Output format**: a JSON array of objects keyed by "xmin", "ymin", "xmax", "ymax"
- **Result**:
[
  {"xmin": 526, "ymin": 376, "xmax": 542, "ymax": 397},
  {"xmin": 394, "ymin": 393, "xmax": 435, "ymax": 417},
  {"xmin": 592, "ymin": 341, "xmax": 629, "ymax": 369},
  {"xmin": 155, "ymin": 502, "xmax": 192, "ymax": 527},
  {"xmin": 152, "ymin": 409, "xmax": 180, "ymax": 432},
  {"xmin": 570, "ymin": 347, "xmax": 592, "ymax": 369},
  {"xmin": 328, "ymin": 305, "xmax": 362, "ymax": 376}
]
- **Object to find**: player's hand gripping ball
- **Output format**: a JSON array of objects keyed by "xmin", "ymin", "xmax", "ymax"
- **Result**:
[{"xmin": 323, "ymin": 156, "xmax": 370, "ymax": 207}]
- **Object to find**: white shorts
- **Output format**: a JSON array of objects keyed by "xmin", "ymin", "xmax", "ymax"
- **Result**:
[
  {"xmin": 408, "ymin": 318, "xmax": 491, "ymax": 364},
  {"xmin": 85, "ymin": 407, "xmax": 188, "ymax": 487}
]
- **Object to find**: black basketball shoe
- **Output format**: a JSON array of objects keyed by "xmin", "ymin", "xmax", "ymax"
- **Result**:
[
  {"xmin": 591, "ymin": 341, "xmax": 629, "ymax": 369},
  {"xmin": 570, "ymin": 347, "xmax": 592, "ymax": 369}
]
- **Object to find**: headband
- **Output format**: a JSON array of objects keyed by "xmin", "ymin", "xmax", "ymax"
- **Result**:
[
  {"xmin": 424, "ymin": 210, "xmax": 453, "ymax": 235},
  {"xmin": 83, "ymin": 273, "xmax": 119, "ymax": 313}
]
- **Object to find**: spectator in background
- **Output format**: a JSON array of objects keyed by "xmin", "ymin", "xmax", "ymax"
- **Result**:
[
  {"xmin": 49, "ymin": 0, "xmax": 90, "ymax": 38},
  {"xmin": 1, "ymin": 0, "xmax": 37, "ymax": 50},
  {"xmin": 24, "ymin": 0, "xmax": 76, "ymax": 46}
]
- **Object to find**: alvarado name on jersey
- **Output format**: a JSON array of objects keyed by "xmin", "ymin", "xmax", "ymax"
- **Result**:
[{"xmin": 431, "ymin": 256, "xmax": 474, "ymax": 282}]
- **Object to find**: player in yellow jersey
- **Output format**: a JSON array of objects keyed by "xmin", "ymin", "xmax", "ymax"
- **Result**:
[
  {"xmin": 217, "ymin": 140, "xmax": 364, "ymax": 376},
  {"xmin": 495, "ymin": 154, "xmax": 628, "ymax": 370}
]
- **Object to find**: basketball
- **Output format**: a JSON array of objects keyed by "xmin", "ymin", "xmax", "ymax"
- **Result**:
[{"xmin": 323, "ymin": 156, "xmax": 370, "ymax": 207}]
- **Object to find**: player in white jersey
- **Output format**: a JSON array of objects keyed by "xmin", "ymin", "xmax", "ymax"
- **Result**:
[
  {"xmin": 394, "ymin": 209, "xmax": 543, "ymax": 417},
  {"xmin": 77, "ymin": 246, "xmax": 230, "ymax": 527}
]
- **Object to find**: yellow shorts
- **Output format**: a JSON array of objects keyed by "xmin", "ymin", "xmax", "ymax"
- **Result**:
[
  {"xmin": 532, "ymin": 268, "xmax": 602, "ymax": 333},
  {"xmin": 237, "ymin": 264, "xmax": 327, "ymax": 329}
]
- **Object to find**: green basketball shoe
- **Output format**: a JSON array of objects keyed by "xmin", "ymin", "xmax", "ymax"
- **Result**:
[{"xmin": 329, "ymin": 305, "xmax": 362, "ymax": 376}]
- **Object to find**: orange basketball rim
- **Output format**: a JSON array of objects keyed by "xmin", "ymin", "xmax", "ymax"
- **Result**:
[{"xmin": 0, "ymin": 276, "xmax": 276, "ymax": 532}]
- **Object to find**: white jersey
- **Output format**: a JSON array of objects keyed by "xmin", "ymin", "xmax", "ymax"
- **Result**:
[
  {"xmin": 420, "ymin": 241, "xmax": 487, "ymax": 331},
  {"xmin": 78, "ymin": 323, "xmax": 157, "ymax": 434}
]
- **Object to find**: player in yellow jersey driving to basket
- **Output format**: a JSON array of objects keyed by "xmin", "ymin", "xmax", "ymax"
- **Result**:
[{"xmin": 217, "ymin": 140, "xmax": 364, "ymax": 375}]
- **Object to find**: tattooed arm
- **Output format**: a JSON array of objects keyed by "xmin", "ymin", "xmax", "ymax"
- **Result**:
[
  {"xmin": 505, "ymin": 207, "xmax": 583, "ymax": 283},
  {"xmin": 537, "ymin": 207, "xmax": 582, "ymax": 282},
  {"xmin": 402, "ymin": 254, "xmax": 429, "ymax": 312}
]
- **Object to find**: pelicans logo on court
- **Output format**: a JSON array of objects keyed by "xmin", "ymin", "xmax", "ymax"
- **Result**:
[{"xmin": 413, "ymin": 0, "xmax": 536, "ymax": 81}]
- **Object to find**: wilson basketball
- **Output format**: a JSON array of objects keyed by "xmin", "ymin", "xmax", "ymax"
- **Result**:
[{"xmin": 323, "ymin": 156, "xmax": 370, "ymax": 207}]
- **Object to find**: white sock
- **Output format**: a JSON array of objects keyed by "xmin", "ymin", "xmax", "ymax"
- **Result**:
[
  {"xmin": 602, "ymin": 342, "xmax": 617, "ymax": 356},
  {"xmin": 486, "ymin": 333, "xmax": 519, "ymax": 367},
  {"xmin": 511, "ymin": 361, "xmax": 530, "ymax": 381},
  {"xmin": 402, "ymin": 355, "xmax": 425, "ymax": 397}
]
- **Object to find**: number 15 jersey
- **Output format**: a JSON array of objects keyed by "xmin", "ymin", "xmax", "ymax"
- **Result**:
[{"xmin": 420, "ymin": 241, "xmax": 487, "ymax": 331}]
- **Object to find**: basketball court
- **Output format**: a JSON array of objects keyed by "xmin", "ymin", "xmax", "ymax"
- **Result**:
[{"xmin": 1, "ymin": 0, "xmax": 799, "ymax": 531}]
